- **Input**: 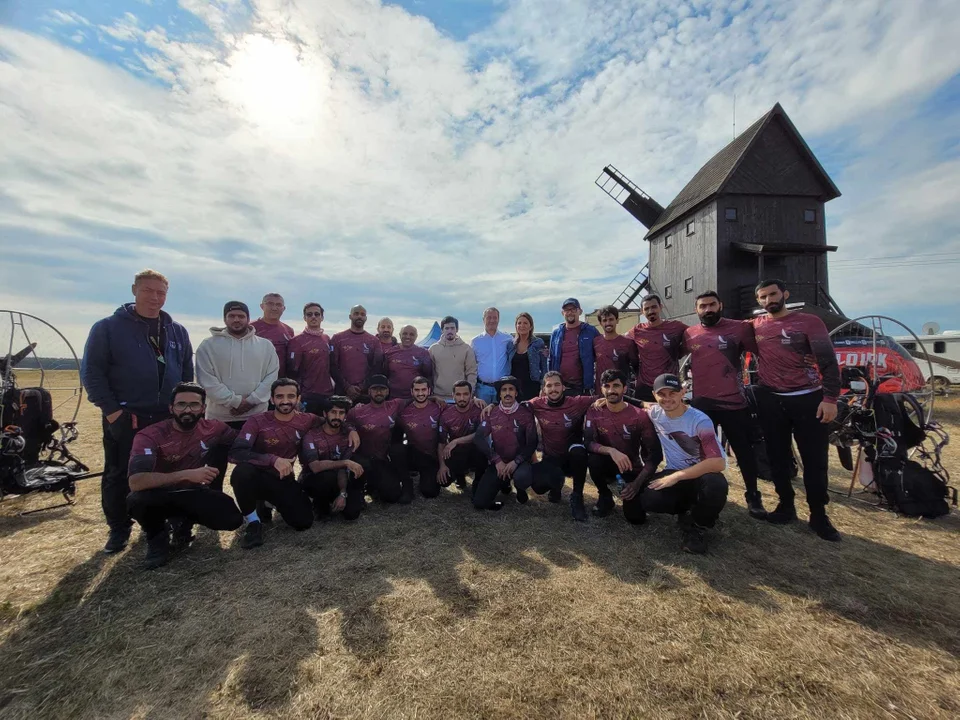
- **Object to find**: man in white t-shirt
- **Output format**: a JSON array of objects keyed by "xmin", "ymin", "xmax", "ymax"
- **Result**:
[{"xmin": 625, "ymin": 373, "xmax": 729, "ymax": 554}]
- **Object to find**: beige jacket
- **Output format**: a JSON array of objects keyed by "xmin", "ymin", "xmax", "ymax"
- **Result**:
[{"xmin": 429, "ymin": 337, "xmax": 478, "ymax": 399}]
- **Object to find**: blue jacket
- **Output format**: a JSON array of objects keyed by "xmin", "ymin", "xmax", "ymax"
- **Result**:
[
  {"xmin": 548, "ymin": 322, "xmax": 600, "ymax": 390},
  {"xmin": 507, "ymin": 336, "xmax": 548, "ymax": 383},
  {"xmin": 81, "ymin": 304, "xmax": 194, "ymax": 417}
]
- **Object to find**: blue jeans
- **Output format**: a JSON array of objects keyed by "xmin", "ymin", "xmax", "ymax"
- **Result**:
[{"xmin": 476, "ymin": 383, "xmax": 498, "ymax": 404}]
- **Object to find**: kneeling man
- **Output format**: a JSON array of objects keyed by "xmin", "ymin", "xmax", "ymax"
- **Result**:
[
  {"xmin": 299, "ymin": 396, "xmax": 366, "ymax": 520},
  {"xmin": 127, "ymin": 382, "xmax": 243, "ymax": 569}
]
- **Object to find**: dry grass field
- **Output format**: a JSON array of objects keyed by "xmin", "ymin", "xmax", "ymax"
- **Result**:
[{"xmin": 1, "ymin": 372, "xmax": 959, "ymax": 719}]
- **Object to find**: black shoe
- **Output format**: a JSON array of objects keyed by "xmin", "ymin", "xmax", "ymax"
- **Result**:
[
  {"xmin": 516, "ymin": 488, "xmax": 529, "ymax": 504},
  {"xmin": 766, "ymin": 502, "xmax": 798, "ymax": 525},
  {"xmin": 570, "ymin": 493, "xmax": 587, "ymax": 522},
  {"xmin": 746, "ymin": 492, "xmax": 768, "ymax": 520},
  {"xmin": 681, "ymin": 525, "xmax": 708, "ymax": 554},
  {"xmin": 168, "ymin": 519, "xmax": 195, "ymax": 550},
  {"xmin": 489, "ymin": 501, "xmax": 504, "ymax": 512},
  {"xmin": 144, "ymin": 531, "xmax": 170, "ymax": 570},
  {"xmin": 548, "ymin": 487, "xmax": 562, "ymax": 504},
  {"xmin": 313, "ymin": 502, "xmax": 332, "ymax": 521},
  {"xmin": 241, "ymin": 521, "xmax": 264, "ymax": 549},
  {"xmin": 809, "ymin": 512, "xmax": 841, "ymax": 542},
  {"xmin": 103, "ymin": 527, "xmax": 131, "ymax": 554},
  {"xmin": 398, "ymin": 488, "xmax": 414, "ymax": 505},
  {"xmin": 500, "ymin": 482, "xmax": 512, "ymax": 498},
  {"xmin": 257, "ymin": 501, "xmax": 273, "ymax": 524},
  {"xmin": 592, "ymin": 493, "xmax": 615, "ymax": 518}
]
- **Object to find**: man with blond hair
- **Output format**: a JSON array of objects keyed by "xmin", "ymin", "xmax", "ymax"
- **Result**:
[{"xmin": 81, "ymin": 269, "xmax": 194, "ymax": 554}]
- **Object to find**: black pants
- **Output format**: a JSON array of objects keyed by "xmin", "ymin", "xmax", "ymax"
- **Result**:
[
  {"xmin": 229, "ymin": 463, "xmax": 313, "ymax": 530},
  {"xmin": 588, "ymin": 453, "xmax": 643, "ymax": 520},
  {"xmin": 127, "ymin": 487, "xmax": 242, "ymax": 538},
  {"xmin": 300, "ymin": 469, "xmax": 365, "ymax": 520},
  {"xmin": 638, "ymin": 470, "xmax": 728, "ymax": 528},
  {"xmin": 301, "ymin": 393, "xmax": 331, "ymax": 416},
  {"xmin": 632, "ymin": 384, "xmax": 654, "ymax": 402},
  {"xmin": 394, "ymin": 446, "xmax": 441, "ymax": 498},
  {"xmin": 754, "ymin": 387, "xmax": 830, "ymax": 511},
  {"xmin": 691, "ymin": 399, "xmax": 760, "ymax": 497},
  {"xmin": 444, "ymin": 443, "xmax": 488, "ymax": 486},
  {"xmin": 101, "ymin": 411, "xmax": 166, "ymax": 531},
  {"xmin": 473, "ymin": 461, "xmax": 535, "ymax": 509},
  {"xmin": 533, "ymin": 447, "xmax": 588, "ymax": 494},
  {"xmin": 225, "ymin": 420, "xmax": 246, "ymax": 432},
  {"xmin": 353, "ymin": 453, "xmax": 404, "ymax": 504}
]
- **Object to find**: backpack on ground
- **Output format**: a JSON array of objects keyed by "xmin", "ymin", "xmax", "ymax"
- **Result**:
[{"xmin": 875, "ymin": 458, "xmax": 950, "ymax": 518}]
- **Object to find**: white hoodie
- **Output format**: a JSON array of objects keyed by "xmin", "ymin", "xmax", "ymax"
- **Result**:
[{"xmin": 195, "ymin": 326, "xmax": 279, "ymax": 422}]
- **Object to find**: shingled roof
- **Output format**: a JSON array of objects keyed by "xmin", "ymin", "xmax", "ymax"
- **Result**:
[{"xmin": 643, "ymin": 103, "xmax": 840, "ymax": 239}]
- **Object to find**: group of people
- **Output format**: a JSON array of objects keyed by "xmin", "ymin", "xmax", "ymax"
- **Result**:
[{"xmin": 80, "ymin": 269, "xmax": 842, "ymax": 570}]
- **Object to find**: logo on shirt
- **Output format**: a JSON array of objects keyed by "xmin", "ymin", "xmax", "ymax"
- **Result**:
[
  {"xmin": 717, "ymin": 335, "xmax": 728, "ymax": 350},
  {"xmin": 662, "ymin": 333, "xmax": 671, "ymax": 346},
  {"xmin": 430, "ymin": 416, "xmax": 438, "ymax": 429},
  {"xmin": 333, "ymin": 444, "xmax": 342, "ymax": 459},
  {"xmin": 780, "ymin": 329, "xmax": 792, "ymax": 345},
  {"xmin": 200, "ymin": 440, "xmax": 209, "ymax": 455},
  {"xmin": 612, "ymin": 349, "xmax": 619, "ymax": 361},
  {"xmin": 169, "ymin": 341, "xmax": 178, "ymax": 349},
  {"xmin": 513, "ymin": 419, "xmax": 520, "ymax": 433},
  {"xmin": 563, "ymin": 413, "xmax": 573, "ymax": 428},
  {"xmin": 388, "ymin": 415, "xmax": 395, "ymax": 428},
  {"xmin": 266, "ymin": 437, "xmax": 280, "ymax": 446},
  {"xmin": 144, "ymin": 448, "xmax": 153, "ymax": 455},
  {"xmin": 622, "ymin": 424, "xmax": 632, "ymax": 439},
  {"xmin": 362, "ymin": 343, "xmax": 371, "ymax": 355}
]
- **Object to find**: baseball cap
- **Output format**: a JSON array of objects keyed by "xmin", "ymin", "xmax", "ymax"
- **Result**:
[
  {"xmin": 368, "ymin": 374, "xmax": 389, "ymax": 389},
  {"xmin": 223, "ymin": 301, "xmax": 250, "ymax": 318},
  {"xmin": 652, "ymin": 373, "xmax": 682, "ymax": 394},
  {"xmin": 561, "ymin": 297, "xmax": 581, "ymax": 309}
]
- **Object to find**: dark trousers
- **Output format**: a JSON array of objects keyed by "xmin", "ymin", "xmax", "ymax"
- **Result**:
[
  {"xmin": 353, "ymin": 453, "xmax": 404, "ymax": 504},
  {"xmin": 301, "ymin": 393, "xmax": 331, "ymax": 416},
  {"xmin": 101, "ymin": 411, "xmax": 166, "ymax": 531},
  {"xmin": 300, "ymin": 469, "xmax": 365, "ymax": 520},
  {"xmin": 754, "ymin": 388, "xmax": 830, "ymax": 511},
  {"xmin": 638, "ymin": 470, "xmax": 728, "ymax": 528},
  {"xmin": 225, "ymin": 420, "xmax": 246, "ymax": 432},
  {"xmin": 632, "ymin": 384, "xmax": 655, "ymax": 402},
  {"xmin": 127, "ymin": 487, "xmax": 242, "ymax": 538},
  {"xmin": 229, "ymin": 463, "xmax": 313, "ymax": 530},
  {"xmin": 473, "ymin": 461, "xmax": 534, "ymax": 509},
  {"xmin": 444, "ymin": 443, "xmax": 488, "ymax": 486},
  {"xmin": 588, "ymin": 453, "xmax": 643, "ymax": 520},
  {"xmin": 395, "ymin": 446, "xmax": 441, "ymax": 498},
  {"xmin": 533, "ymin": 446, "xmax": 588, "ymax": 494},
  {"xmin": 691, "ymin": 399, "xmax": 760, "ymax": 497}
]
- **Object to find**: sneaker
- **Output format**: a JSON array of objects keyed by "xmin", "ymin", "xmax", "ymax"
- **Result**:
[
  {"xmin": 570, "ymin": 493, "xmax": 587, "ymax": 522},
  {"xmin": 547, "ymin": 487, "xmax": 562, "ymax": 504},
  {"xmin": 809, "ymin": 512, "xmax": 841, "ymax": 542},
  {"xmin": 681, "ymin": 525, "xmax": 708, "ymax": 554},
  {"xmin": 592, "ymin": 493, "xmax": 615, "ymax": 518},
  {"xmin": 144, "ymin": 531, "xmax": 170, "ymax": 570},
  {"xmin": 454, "ymin": 474, "xmax": 467, "ymax": 490},
  {"xmin": 103, "ymin": 527, "xmax": 131, "ymax": 554},
  {"xmin": 746, "ymin": 492, "xmax": 768, "ymax": 520},
  {"xmin": 766, "ymin": 502, "xmax": 798, "ymax": 525},
  {"xmin": 241, "ymin": 521, "xmax": 264, "ymax": 549},
  {"xmin": 516, "ymin": 488, "xmax": 529, "ymax": 504}
]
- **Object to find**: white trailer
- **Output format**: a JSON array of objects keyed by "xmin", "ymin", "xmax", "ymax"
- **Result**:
[{"xmin": 892, "ymin": 322, "xmax": 960, "ymax": 393}]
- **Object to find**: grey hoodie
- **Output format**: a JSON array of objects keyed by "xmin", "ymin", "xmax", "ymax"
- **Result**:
[
  {"xmin": 195, "ymin": 326, "xmax": 279, "ymax": 422},
  {"xmin": 429, "ymin": 336, "xmax": 478, "ymax": 400}
]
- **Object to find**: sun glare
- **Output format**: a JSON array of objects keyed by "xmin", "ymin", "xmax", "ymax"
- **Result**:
[{"xmin": 222, "ymin": 34, "xmax": 325, "ymax": 138}]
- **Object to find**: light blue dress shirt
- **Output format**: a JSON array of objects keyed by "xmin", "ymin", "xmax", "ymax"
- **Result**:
[{"xmin": 471, "ymin": 331, "xmax": 513, "ymax": 383}]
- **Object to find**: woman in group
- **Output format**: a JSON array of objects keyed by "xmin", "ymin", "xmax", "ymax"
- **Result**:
[{"xmin": 508, "ymin": 312, "xmax": 548, "ymax": 401}]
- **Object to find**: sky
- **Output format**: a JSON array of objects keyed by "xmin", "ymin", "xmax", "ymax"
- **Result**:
[{"xmin": 1, "ymin": 0, "xmax": 959, "ymax": 355}]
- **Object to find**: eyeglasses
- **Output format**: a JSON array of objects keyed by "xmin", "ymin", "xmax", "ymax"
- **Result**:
[
  {"xmin": 173, "ymin": 402, "xmax": 203, "ymax": 411},
  {"xmin": 305, "ymin": 312, "xmax": 323, "ymax": 317}
]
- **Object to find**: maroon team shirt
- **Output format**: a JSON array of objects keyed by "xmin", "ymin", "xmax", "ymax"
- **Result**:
[
  {"xmin": 681, "ymin": 318, "xmax": 758, "ymax": 410},
  {"xmin": 385, "ymin": 345, "xmax": 434, "ymax": 399},
  {"xmin": 752, "ymin": 312, "xmax": 841, "ymax": 402},
  {"xmin": 347, "ymin": 398, "xmax": 405, "ymax": 459},
  {"xmin": 252, "ymin": 319, "xmax": 295, "ymax": 377},
  {"xmin": 475, "ymin": 404, "xmax": 538, "ymax": 465},
  {"xmin": 628, "ymin": 320, "xmax": 687, "ymax": 387},
  {"xmin": 300, "ymin": 426, "xmax": 354, "ymax": 467},
  {"xmin": 229, "ymin": 411, "xmax": 320, "ymax": 471},
  {"xmin": 592, "ymin": 334, "xmax": 638, "ymax": 393},
  {"xmin": 331, "ymin": 329, "xmax": 383, "ymax": 390},
  {"xmin": 559, "ymin": 324, "xmax": 583, "ymax": 388},
  {"xmin": 584, "ymin": 404, "xmax": 662, "ymax": 478},
  {"xmin": 399, "ymin": 402, "xmax": 442, "ymax": 456},
  {"xmin": 438, "ymin": 403, "xmax": 483, "ymax": 444},
  {"xmin": 128, "ymin": 418, "xmax": 237, "ymax": 487},
  {"xmin": 527, "ymin": 395, "xmax": 594, "ymax": 457},
  {"xmin": 287, "ymin": 331, "xmax": 335, "ymax": 396}
]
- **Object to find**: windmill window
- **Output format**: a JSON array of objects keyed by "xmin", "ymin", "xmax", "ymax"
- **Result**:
[
  {"xmin": 803, "ymin": 209, "xmax": 817, "ymax": 223},
  {"xmin": 664, "ymin": 285, "xmax": 673, "ymax": 299},
  {"xmin": 725, "ymin": 207, "xmax": 737, "ymax": 221},
  {"xmin": 684, "ymin": 277, "xmax": 694, "ymax": 292},
  {"xmin": 934, "ymin": 341, "xmax": 946, "ymax": 354},
  {"xmin": 664, "ymin": 234, "xmax": 673, "ymax": 248},
  {"xmin": 686, "ymin": 221, "xmax": 695, "ymax": 235}
]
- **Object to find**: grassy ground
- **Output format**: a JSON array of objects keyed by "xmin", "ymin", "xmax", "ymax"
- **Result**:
[{"xmin": 1, "ymin": 374, "xmax": 958, "ymax": 719}]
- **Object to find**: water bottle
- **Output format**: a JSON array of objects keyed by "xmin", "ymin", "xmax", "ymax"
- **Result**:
[{"xmin": 615, "ymin": 473, "xmax": 625, "ymax": 494}]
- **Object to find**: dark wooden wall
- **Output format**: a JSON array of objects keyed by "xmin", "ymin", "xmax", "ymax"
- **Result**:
[
  {"xmin": 648, "ymin": 203, "xmax": 717, "ymax": 325},
  {"xmin": 724, "ymin": 117, "xmax": 827, "ymax": 197}
]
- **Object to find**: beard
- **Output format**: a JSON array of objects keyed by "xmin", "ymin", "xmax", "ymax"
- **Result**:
[
  {"xmin": 275, "ymin": 402, "xmax": 296, "ymax": 415},
  {"xmin": 700, "ymin": 311, "xmax": 722, "ymax": 327},
  {"xmin": 173, "ymin": 412, "xmax": 200, "ymax": 430},
  {"xmin": 604, "ymin": 393, "xmax": 623, "ymax": 404},
  {"xmin": 764, "ymin": 300, "xmax": 784, "ymax": 314},
  {"xmin": 455, "ymin": 400, "xmax": 469, "ymax": 408},
  {"xmin": 327, "ymin": 418, "xmax": 343, "ymax": 429}
]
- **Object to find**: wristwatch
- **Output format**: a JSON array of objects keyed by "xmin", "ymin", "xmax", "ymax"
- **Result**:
[{"xmin": 339, "ymin": 491, "xmax": 348, "ymax": 499}]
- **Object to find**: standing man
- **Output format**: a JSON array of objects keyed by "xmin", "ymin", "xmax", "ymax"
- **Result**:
[
  {"xmin": 299, "ymin": 396, "xmax": 366, "ymax": 521},
  {"xmin": 396, "ymin": 376, "xmax": 444, "ymax": 499},
  {"xmin": 593, "ymin": 305, "xmax": 639, "ymax": 395},
  {"xmin": 471, "ymin": 307, "xmax": 514, "ymax": 405},
  {"xmin": 627, "ymin": 295, "xmax": 686, "ymax": 401},
  {"xmin": 429, "ymin": 316, "xmax": 478, "ymax": 401},
  {"xmin": 681, "ymin": 291, "xmax": 766, "ymax": 519},
  {"xmin": 347, "ymin": 374, "xmax": 410, "ymax": 504},
  {"xmin": 377, "ymin": 318, "xmax": 398, "ymax": 352},
  {"xmin": 331, "ymin": 305, "xmax": 384, "ymax": 402},
  {"xmin": 126, "ymin": 382, "xmax": 243, "ymax": 569},
  {"xmin": 229, "ymin": 379, "xmax": 318, "ymax": 549},
  {"xmin": 385, "ymin": 325, "xmax": 433, "ymax": 399},
  {"xmin": 473, "ymin": 376, "xmax": 540, "ymax": 510},
  {"xmin": 195, "ymin": 301, "xmax": 279, "ymax": 429},
  {"xmin": 81, "ymin": 268, "xmax": 194, "ymax": 554},
  {"xmin": 252, "ymin": 293, "xmax": 295, "ymax": 378},
  {"xmin": 751, "ymin": 279, "xmax": 842, "ymax": 541},
  {"xmin": 584, "ymin": 369, "xmax": 662, "ymax": 519},
  {"xmin": 287, "ymin": 302, "xmax": 335, "ymax": 414},
  {"xmin": 438, "ymin": 380, "xmax": 487, "ymax": 491},
  {"xmin": 548, "ymin": 298, "xmax": 600, "ymax": 396}
]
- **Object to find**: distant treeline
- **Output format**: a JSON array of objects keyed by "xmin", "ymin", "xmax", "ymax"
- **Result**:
[{"xmin": 5, "ymin": 358, "xmax": 77, "ymax": 370}]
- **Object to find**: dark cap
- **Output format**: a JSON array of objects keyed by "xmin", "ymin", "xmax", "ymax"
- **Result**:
[
  {"xmin": 561, "ymin": 297, "xmax": 581, "ymax": 309},
  {"xmin": 494, "ymin": 375, "xmax": 519, "ymax": 393},
  {"xmin": 223, "ymin": 300, "xmax": 249, "ymax": 319},
  {"xmin": 652, "ymin": 373, "xmax": 682, "ymax": 394},
  {"xmin": 368, "ymin": 374, "xmax": 389, "ymax": 389}
]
